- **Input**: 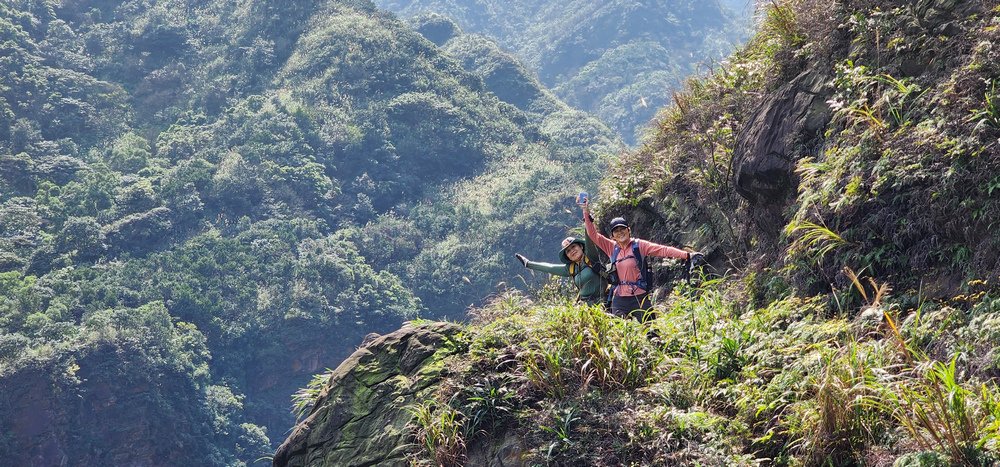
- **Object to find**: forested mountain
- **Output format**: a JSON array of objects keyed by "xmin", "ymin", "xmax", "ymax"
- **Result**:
[
  {"xmin": 375, "ymin": 0, "xmax": 749, "ymax": 144},
  {"xmin": 0, "ymin": 0, "xmax": 621, "ymax": 464},
  {"xmin": 279, "ymin": 0, "xmax": 1000, "ymax": 465}
]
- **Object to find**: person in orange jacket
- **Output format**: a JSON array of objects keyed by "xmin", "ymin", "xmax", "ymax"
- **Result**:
[{"xmin": 582, "ymin": 201, "xmax": 703, "ymax": 319}]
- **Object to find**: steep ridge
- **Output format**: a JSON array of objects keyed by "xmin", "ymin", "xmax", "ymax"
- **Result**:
[
  {"xmin": 278, "ymin": 0, "xmax": 1000, "ymax": 465},
  {"xmin": 375, "ymin": 0, "xmax": 749, "ymax": 144},
  {"xmin": 274, "ymin": 322, "xmax": 462, "ymax": 467},
  {"xmin": 0, "ymin": 0, "xmax": 620, "ymax": 464}
]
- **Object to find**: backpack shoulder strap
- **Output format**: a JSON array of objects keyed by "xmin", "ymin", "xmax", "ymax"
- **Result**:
[
  {"xmin": 632, "ymin": 241, "xmax": 643, "ymax": 269},
  {"xmin": 633, "ymin": 241, "xmax": 651, "ymax": 291}
]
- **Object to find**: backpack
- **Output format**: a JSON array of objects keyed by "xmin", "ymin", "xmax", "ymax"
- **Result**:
[
  {"xmin": 568, "ymin": 236, "xmax": 611, "ymax": 302},
  {"xmin": 609, "ymin": 241, "xmax": 653, "ymax": 295},
  {"xmin": 567, "ymin": 256, "xmax": 600, "ymax": 278}
]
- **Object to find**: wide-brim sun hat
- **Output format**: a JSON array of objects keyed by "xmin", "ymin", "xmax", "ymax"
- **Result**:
[{"xmin": 559, "ymin": 236, "xmax": 585, "ymax": 263}]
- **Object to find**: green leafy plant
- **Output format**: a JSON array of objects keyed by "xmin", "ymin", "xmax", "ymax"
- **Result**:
[
  {"xmin": 878, "ymin": 357, "xmax": 1000, "ymax": 465},
  {"xmin": 461, "ymin": 375, "xmax": 518, "ymax": 437},
  {"xmin": 407, "ymin": 400, "xmax": 467, "ymax": 466},
  {"xmin": 710, "ymin": 334, "xmax": 749, "ymax": 382},
  {"xmin": 967, "ymin": 79, "xmax": 1000, "ymax": 130},
  {"xmin": 290, "ymin": 368, "xmax": 335, "ymax": 421},
  {"xmin": 540, "ymin": 405, "xmax": 581, "ymax": 457},
  {"xmin": 875, "ymin": 74, "xmax": 928, "ymax": 128}
]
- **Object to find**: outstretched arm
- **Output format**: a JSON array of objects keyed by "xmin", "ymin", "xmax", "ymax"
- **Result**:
[
  {"xmin": 582, "ymin": 203, "xmax": 615, "ymax": 257},
  {"xmin": 637, "ymin": 239, "xmax": 689, "ymax": 260},
  {"xmin": 524, "ymin": 260, "xmax": 571, "ymax": 277}
]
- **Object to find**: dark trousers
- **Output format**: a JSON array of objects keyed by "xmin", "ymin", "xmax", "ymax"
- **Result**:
[
  {"xmin": 611, "ymin": 293, "xmax": 653, "ymax": 321},
  {"xmin": 579, "ymin": 294, "xmax": 604, "ymax": 306}
]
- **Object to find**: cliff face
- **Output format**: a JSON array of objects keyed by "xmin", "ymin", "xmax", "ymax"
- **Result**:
[
  {"xmin": 0, "ymin": 344, "xmax": 218, "ymax": 466},
  {"xmin": 273, "ymin": 322, "xmax": 463, "ymax": 467}
]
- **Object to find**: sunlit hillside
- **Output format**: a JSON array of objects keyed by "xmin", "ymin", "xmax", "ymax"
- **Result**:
[
  {"xmin": 278, "ymin": 0, "xmax": 1000, "ymax": 465},
  {"xmin": 376, "ymin": 0, "xmax": 750, "ymax": 144}
]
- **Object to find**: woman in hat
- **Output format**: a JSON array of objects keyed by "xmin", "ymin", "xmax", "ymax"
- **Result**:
[
  {"xmin": 582, "ymin": 202, "xmax": 703, "ymax": 319},
  {"xmin": 514, "ymin": 236, "xmax": 606, "ymax": 305}
]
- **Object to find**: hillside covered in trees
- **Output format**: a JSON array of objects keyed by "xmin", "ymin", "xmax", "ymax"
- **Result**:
[
  {"xmin": 375, "ymin": 0, "xmax": 750, "ymax": 144},
  {"xmin": 279, "ymin": 0, "xmax": 1000, "ymax": 465},
  {"xmin": 0, "ymin": 0, "xmax": 623, "ymax": 464}
]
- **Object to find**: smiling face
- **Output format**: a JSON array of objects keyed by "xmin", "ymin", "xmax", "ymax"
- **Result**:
[
  {"xmin": 612, "ymin": 226, "xmax": 630, "ymax": 244},
  {"xmin": 566, "ymin": 243, "xmax": 584, "ymax": 262}
]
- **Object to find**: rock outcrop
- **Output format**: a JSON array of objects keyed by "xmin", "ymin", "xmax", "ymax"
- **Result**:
[
  {"xmin": 0, "ymin": 344, "xmax": 218, "ymax": 466},
  {"xmin": 273, "ymin": 321, "xmax": 462, "ymax": 467},
  {"xmin": 733, "ymin": 71, "xmax": 832, "ymax": 236}
]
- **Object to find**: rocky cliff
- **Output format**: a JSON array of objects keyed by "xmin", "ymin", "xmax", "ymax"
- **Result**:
[{"xmin": 273, "ymin": 322, "xmax": 463, "ymax": 467}]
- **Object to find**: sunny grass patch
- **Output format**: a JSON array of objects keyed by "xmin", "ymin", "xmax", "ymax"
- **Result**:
[
  {"xmin": 401, "ymin": 277, "xmax": 1000, "ymax": 465},
  {"xmin": 408, "ymin": 400, "xmax": 467, "ymax": 466}
]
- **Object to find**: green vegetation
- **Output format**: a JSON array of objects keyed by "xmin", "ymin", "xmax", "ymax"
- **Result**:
[
  {"xmin": 378, "ymin": 0, "xmax": 749, "ymax": 144},
  {"xmin": 0, "ymin": 0, "xmax": 622, "ymax": 464},
  {"xmin": 283, "ymin": 0, "xmax": 1000, "ymax": 465},
  {"xmin": 397, "ymin": 274, "xmax": 1000, "ymax": 465}
]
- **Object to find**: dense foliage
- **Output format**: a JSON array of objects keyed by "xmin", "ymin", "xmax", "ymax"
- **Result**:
[
  {"xmin": 285, "ymin": 0, "xmax": 1000, "ymax": 465},
  {"xmin": 376, "ymin": 0, "xmax": 749, "ymax": 144},
  {"xmin": 603, "ymin": 0, "xmax": 1000, "ymax": 302},
  {"xmin": 0, "ymin": 0, "xmax": 622, "ymax": 464}
]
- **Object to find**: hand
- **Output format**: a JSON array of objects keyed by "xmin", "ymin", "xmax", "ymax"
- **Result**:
[
  {"xmin": 515, "ymin": 253, "xmax": 528, "ymax": 267},
  {"xmin": 688, "ymin": 251, "xmax": 705, "ymax": 265}
]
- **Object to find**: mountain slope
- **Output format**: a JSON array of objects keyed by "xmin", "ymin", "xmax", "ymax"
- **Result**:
[
  {"xmin": 0, "ymin": 0, "xmax": 620, "ymax": 464},
  {"xmin": 376, "ymin": 0, "xmax": 749, "ymax": 144},
  {"xmin": 278, "ymin": 0, "xmax": 1000, "ymax": 465}
]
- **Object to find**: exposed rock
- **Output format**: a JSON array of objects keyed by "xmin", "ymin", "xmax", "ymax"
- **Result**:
[
  {"xmin": 273, "ymin": 321, "xmax": 462, "ymax": 467},
  {"xmin": 466, "ymin": 432, "xmax": 528, "ymax": 467},
  {"xmin": 733, "ymin": 71, "xmax": 832, "ymax": 236},
  {"xmin": 360, "ymin": 332, "xmax": 381, "ymax": 348},
  {"xmin": 0, "ymin": 344, "xmax": 218, "ymax": 466}
]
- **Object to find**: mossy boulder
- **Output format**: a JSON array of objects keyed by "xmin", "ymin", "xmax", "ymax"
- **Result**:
[{"xmin": 273, "ymin": 321, "xmax": 462, "ymax": 467}]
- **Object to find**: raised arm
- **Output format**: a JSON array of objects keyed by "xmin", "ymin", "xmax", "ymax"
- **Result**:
[{"xmin": 583, "ymin": 204, "xmax": 615, "ymax": 257}]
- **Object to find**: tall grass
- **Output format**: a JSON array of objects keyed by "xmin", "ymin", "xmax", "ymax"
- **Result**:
[
  {"xmin": 785, "ymin": 220, "xmax": 849, "ymax": 265},
  {"xmin": 520, "ymin": 304, "xmax": 664, "ymax": 398},
  {"xmin": 796, "ymin": 343, "xmax": 896, "ymax": 464},
  {"xmin": 407, "ymin": 400, "xmax": 466, "ymax": 466},
  {"xmin": 290, "ymin": 368, "xmax": 335, "ymax": 421},
  {"xmin": 760, "ymin": 0, "xmax": 805, "ymax": 47},
  {"xmin": 876, "ymin": 357, "xmax": 1000, "ymax": 465},
  {"xmin": 876, "ymin": 74, "xmax": 928, "ymax": 128}
]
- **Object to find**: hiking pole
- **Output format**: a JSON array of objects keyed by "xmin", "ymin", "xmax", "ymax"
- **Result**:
[
  {"xmin": 685, "ymin": 257, "xmax": 697, "ymax": 341},
  {"xmin": 685, "ymin": 255, "xmax": 703, "ymax": 341}
]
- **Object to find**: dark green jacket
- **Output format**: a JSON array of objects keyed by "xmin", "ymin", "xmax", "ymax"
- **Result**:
[{"xmin": 525, "ymin": 236, "xmax": 604, "ymax": 300}]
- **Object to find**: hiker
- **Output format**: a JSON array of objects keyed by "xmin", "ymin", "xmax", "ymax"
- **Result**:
[
  {"xmin": 582, "ymin": 201, "xmax": 703, "ymax": 320},
  {"xmin": 514, "ymin": 236, "xmax": 607, "ymax": 306}
]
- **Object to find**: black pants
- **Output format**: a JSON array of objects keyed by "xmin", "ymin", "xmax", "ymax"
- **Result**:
[
  {"xmin": 611, "ymin": 293, "xmax": 653, "ymax": 321},
  {"xmin": 579, "ymin": 294, "xmax": 604, "ymax": 306}
]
